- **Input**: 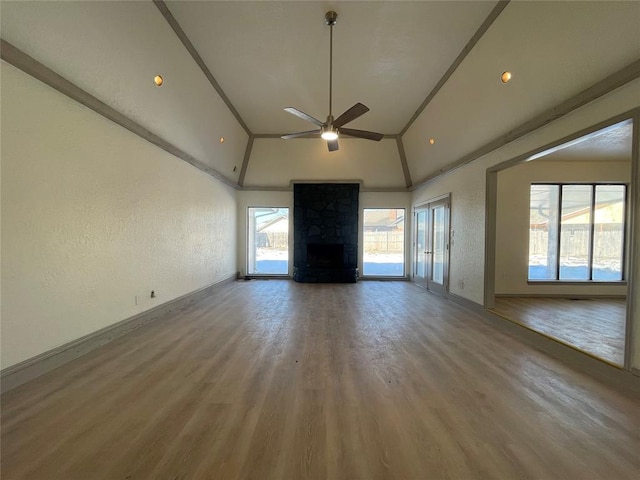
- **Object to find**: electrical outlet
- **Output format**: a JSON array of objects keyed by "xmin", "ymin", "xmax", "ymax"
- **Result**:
[{"xmin": 135, "ymin": 295, "xmax": 139, "ymax": 306}]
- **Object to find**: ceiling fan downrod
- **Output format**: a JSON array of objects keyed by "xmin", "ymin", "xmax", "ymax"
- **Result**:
[{"xmin": 325, "ymin": 11, "xmax": 337, "ymax": 123}]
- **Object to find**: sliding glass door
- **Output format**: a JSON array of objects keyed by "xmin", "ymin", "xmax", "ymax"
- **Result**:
[
  {"xmin": 362, "ymin": 208, "xmax": 405, "ymax": 277},
  {"xmin": 247, "ymin": 207, "xmax": 289, "ymax": 275}
]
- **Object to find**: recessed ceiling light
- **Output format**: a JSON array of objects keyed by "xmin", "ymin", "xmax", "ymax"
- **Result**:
[
  {"xmin": 154, "ymin": 75, "xmax": 164, "ymax": 87},
  {"xmin": 429, "ymin": 138, "xmax": 435, "ymax": 145},
  {"xmin": 501, "ymin": 71, "xmax": 512, "ymax": 83},
  {"xmin": 219, "ymin": 137, "xmax": 225, "ymax": 143}
]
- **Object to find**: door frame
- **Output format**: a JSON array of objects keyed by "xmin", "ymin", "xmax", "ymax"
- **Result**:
[
  {"xmin": 414, "ymin": 208, "xmax": 428, "ymax": 288},
  {"xmin": 414, "ymin": 193, "xmax": 451, "ymax": 295}
]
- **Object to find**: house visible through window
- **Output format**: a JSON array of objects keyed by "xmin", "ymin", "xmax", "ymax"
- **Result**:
[
  {"xmin": 247, "ymin": 207, "xmax": 289, "ymax": 275},
  {"xmin": 528, "ymin": 184, "xmax": 625, "ymax": 281},
  {"xmin": 363, "ymin": 208, "xmax": 405, "ymax": 277}
]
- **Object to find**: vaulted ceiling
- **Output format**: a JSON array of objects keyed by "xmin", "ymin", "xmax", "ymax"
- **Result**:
[
  {"xmin": 164, "ymin": 1, "xmax": 497, "ymax": 135},
  {"xmin": 2, "ymin": 1, "xmax": 639, "ymax": 191}
]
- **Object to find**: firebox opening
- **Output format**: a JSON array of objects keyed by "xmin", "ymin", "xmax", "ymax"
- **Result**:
[{"xmin": 307, "ymin": 244, "xmax": 344, "ymax": 268}]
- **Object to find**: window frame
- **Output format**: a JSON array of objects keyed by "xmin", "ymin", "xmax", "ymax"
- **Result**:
[{"xmin": 527, "ymin": 182, "xmax": 628, "ymax": 284}]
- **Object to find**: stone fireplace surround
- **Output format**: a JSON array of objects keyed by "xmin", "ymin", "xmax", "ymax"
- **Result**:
[{"xmin": 293, "ymin": 183, "xmax": 359, "ymax": 283}]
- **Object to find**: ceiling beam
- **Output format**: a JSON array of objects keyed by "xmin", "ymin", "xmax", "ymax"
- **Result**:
[
  {"xmin": 252, "ymin": 134, "xmax": 398, "ymax": 139},
  {"xmin": 400, "ymin": 0, "xmax": 510, "ymax": 137},
  {"xmin": 253, "ymin": 134, "xmax": 287, "ymax": 139},
  {"xmin": 153, "ymin": 0, "xmax": 252, "ymax": 137},
  {"xmin": 240, "ymin": 185, "xmax": 409, "ymax": 193},
  {"xmin": 395, "ymin": 137, "xmax": 413, "ymax": 188},
  {"xmin": 238, "ymin": 135, "xmax": 254, "ymax": 187},
  {"xmin": 0, "ymin": 39, "xmax": 238, "ymax": 189}
]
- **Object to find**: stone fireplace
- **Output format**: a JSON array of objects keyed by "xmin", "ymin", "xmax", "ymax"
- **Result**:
[{"xmin": 293, "ymin": 183, "xmax": 359, "ymax": 283}]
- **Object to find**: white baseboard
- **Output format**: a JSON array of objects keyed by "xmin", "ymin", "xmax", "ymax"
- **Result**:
[{"xmin": 495, "ymin": 294, "xmax": 626, "ymax": 299}]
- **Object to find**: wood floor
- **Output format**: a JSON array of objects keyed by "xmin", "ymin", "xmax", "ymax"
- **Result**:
[
  {"xmin": 2, "ymin": 281, "xmax": 639, "ymax": 480},
  {"xmin": 491, "ymin": 297, "xmax": 626, "ymax": 366}
]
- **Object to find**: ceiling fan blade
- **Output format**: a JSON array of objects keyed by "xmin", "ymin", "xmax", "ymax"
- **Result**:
[
  {"xmin": 327, "ymin": 139, "xmax": 339, "ymax": 152},
  {"xmin": 333, "ymin": 103, "xmax": 370, "ymax": 128},
  {"xmin": 281, "ymin": 129, "xmax": 321, "ymax": 139},
  {"xmin": 284, "ymin": 107, "xmax": 324, "ymax": 127},
  {"xmin": 339, "ymin": 128, "xmax": 384, "ymax": 141}
]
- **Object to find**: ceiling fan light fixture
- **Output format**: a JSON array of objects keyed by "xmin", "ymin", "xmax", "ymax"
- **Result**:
[{"xmin": 321, "ymin": 129, "xmax": 338, "ymax": 141}]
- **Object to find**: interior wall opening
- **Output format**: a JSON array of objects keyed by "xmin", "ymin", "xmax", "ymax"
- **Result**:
[{"xmin": 487, "ymin": 118, "xmax": 633, "ymax": 366}]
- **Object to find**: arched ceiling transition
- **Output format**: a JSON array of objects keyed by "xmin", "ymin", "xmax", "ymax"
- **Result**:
[{"xmin": 2, "ymin": 1, "xmax": 639, "ymax": 191}]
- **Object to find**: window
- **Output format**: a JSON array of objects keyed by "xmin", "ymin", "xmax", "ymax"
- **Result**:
[
  {"xmin": 528, "ymin": 184, "xmax": 625, "ymax": 281},
  {"xmin": 363, "ymin": 208, "xmax": 405, "ymax": 276},
  {"xmin": 247, "ymin": 207, "xmax": 289, "ymax": 275}
]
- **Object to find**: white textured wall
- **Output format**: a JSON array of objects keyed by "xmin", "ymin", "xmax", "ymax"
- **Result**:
[
  {"xmin": 496, "ymin": 160, "xmax": 630, "ymax": 296},
  {"xmin": 412, "ymin": 163, "xmax": 486, "ymax": 304},
  {"xmin": 1, "ymin": 63, "xmax": 237, "ymax": 369},
  {"xmin": 411, "ymin": 78, "xmax": 640, "ymax": 307}
]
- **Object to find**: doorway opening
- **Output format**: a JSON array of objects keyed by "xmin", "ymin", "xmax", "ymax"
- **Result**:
[{"xmin": 485, "ymin": 117, "xmax": 634, "ymax": 366}]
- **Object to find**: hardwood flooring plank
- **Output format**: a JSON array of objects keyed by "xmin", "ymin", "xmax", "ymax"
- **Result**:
[
  {"xmin": 1, "ymin": 281, "xmax": 639, "ymax": 479},
  {"xmin": 492, "ymin": 297, "xmax": 626, "ymax": 365}
]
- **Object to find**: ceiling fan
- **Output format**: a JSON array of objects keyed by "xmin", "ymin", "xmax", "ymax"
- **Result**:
[{"xmin": 281, "ymin": 11, "xmax": 384, "ymax": 152}]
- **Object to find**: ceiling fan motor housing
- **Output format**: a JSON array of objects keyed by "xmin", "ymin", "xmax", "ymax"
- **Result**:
[
  {"xmin": 325, "ymin": 11, "xmax": 337, "ymax": 26},
  {"xmin": 325, "ymin": 115, "xmax": 334, "ymax": 129}
]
